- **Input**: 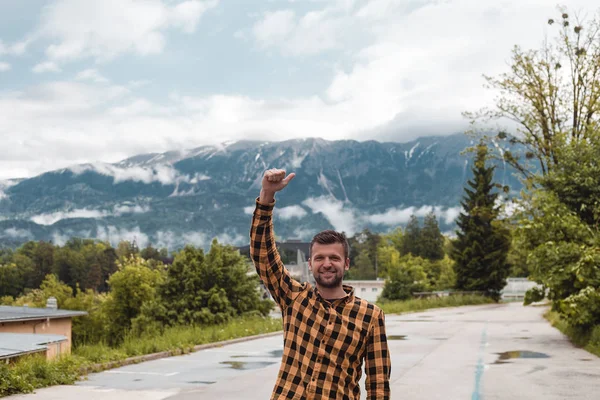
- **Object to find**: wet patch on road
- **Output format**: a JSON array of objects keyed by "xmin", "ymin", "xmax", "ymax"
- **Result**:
[
  {"xmin": 187, "ymin": 381, "xmax": 216, "ymax": 384},
  {"xmin": 388, "ymin": 335, "xmax": 407, "ymax": 340},
  {"xmin": 220, "ymin": 361, "xmax": 277, "ymax": 370},
  {"xmin": 493, "ymin": 350, "xmax": 550, "ymax": 364}
]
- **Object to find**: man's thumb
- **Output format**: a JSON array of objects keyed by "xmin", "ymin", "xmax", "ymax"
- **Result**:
[{"xmin": 283, "ymin": 172, "xmax": 296, "ymax": 185}]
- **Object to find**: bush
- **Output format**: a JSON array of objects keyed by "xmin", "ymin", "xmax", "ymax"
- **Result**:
[
  {"xmin": 523, "ymin": 286, "xmax": 546, "ymax": 305},
  {"xmin": 0, "ymin": 355, "xmax": 81, "ymax": 397}
]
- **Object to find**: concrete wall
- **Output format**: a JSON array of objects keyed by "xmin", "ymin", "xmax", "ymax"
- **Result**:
[
  {"xmin": 344, "ymin": 280, "xmax": 385, "ymax": 303},
  {"xmin": 0, "ymin": 317, "xmax": 74, "ymax": 356}
]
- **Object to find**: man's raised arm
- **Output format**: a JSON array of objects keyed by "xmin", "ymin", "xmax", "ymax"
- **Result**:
[{"xmin": 249, "ymin": 168, "xmax": 304, "ymax": 311}]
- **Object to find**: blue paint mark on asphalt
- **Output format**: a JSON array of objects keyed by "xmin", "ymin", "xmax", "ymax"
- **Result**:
[{"xmin": 472, "ymin": 324, "xmax": 488, "ymax": 400}]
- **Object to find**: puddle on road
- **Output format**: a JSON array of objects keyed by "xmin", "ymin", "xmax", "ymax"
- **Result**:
[
  {"xmin": 493, "ymin": 350, "xmax": 550, "ymax": 364},
  {"xmin": 231, "ymin": 349, "xmax": 283, "ymax": 359},
  {"xmin": 388, "ymin": 335, "xmax": 407, "ymax": 340},
  {"xmin": 516, "ymin": 337, "xmax": 531, "ymax": 340},
  {"xmin": 580, "ymin": 359, "xmax": 593, "ymax": 362},
  {"xmin": 220, "ymin": 361, "xmax": 277, "ymax": 370},
  {"xmin": 269, "ymin": 349, "xmax": 283, "ymax": 358},
  {"xmin": 187, "ymin": 381, "xmax": 216, "ymax": 384}
]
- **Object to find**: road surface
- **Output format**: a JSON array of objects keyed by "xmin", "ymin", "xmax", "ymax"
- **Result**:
[{"xmin": 7, "ymin": 302, "xmax": 600, "ymax": 399}]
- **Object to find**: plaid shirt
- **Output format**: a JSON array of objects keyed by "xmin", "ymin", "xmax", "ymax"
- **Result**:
[{"xmin": 250, "ymin": 198, "xmax": 391, "ymax": 400}]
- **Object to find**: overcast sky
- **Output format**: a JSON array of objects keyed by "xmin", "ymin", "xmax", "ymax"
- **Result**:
[{"xmin": 0, "ymin": 0, "xmax": 597, "ymax": 180}]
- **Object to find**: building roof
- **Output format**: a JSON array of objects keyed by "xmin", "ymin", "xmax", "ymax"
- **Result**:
[
  {"xmin": 0, "ymin": 305, "xmax": 88, "ymax": 323},
  {"xmin": 0, "ymin": 333, "xmax": 67, "ymax": 360}
]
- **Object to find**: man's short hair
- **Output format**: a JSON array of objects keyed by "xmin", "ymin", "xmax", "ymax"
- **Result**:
[{"xmin": 310, "ymin": 230, "xmax": 350, "ymax": 259}]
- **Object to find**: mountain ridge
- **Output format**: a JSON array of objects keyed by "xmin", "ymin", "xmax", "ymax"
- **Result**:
[{"xmin": 0, "ymin": 133, "xmax": 521, "ymax": 250}]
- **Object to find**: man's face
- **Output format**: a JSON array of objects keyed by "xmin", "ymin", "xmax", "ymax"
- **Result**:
[{"xmin": 309, "ymin": 242, "xmax": 350, "ymax": 289}]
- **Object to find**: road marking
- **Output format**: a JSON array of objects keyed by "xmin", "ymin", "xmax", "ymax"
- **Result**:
[
  {"xmin": 105, "ymin": 371, "xmax": 180, "ymax": 377},
  {"xmin": 472, "ymin": 323, "xmax": 488, "ymax": 400}
]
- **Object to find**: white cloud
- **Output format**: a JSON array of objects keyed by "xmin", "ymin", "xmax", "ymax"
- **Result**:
[
  {"xmin": 96, "ymin": 225, "xmax": 150, "ymax": 248},
  {"xmin": 278, "ymin": 205, "xmax": 308, "ymax": 220},
  {"xmin": 366, "ymin": 205, "xmax": 463, "ymax": 226},
  {"xmin": 69, "ymin": 163, "xmax": 189, "ymax": 185},
  {"xmin": 1, "ymin": 228, "xmax": 33, "ymax": 239},
  {"xmin": 35, "ymin": 0, "xmax": 218, "ymax": 64},
  {"xmin": 32, "ymin": 61, "xmax": 61, "ymax": 73},
  {"xmin": 0, "ymin": 62, "xmax": 10, "ymax": 72},
  {"xmin": 243, "ymin": 206, "xmax": 255, "ymax": 215},
  {"xmin": 30, "ymin": 203, "xmax": 150, "ymax": 225},
  {"xmin": 31, "ymin": 209, "xmax": 108, "ymax": 225},
  {"xmin": 0, "ymin": 39, "xmax": 29, "ymax": 56},
  {"xmin": 75, "ymin": 68, "xmax": 109, "ymax": 83},
  {"xmin": 303, "ymin": 196, "xmax": 357, "ymax": 234},
  {"xmin": 2, "ymin": 0, "xmax": 599, "ymax": 181},
  {"xmin": 252, "ymin": 8, "xmax": 347, "ymax": 56}
]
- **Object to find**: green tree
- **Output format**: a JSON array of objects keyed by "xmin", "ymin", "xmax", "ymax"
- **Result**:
[
  {"xmin": 464, "ymin": 7, "xmax": 600, "ymax": 179},
  {"xmin": 401, "ymin": 215, "xmax": 421, "ymax": 257},
  {"xmin": 134, "ymin": 240, "xmax": 271, "ymax": 332},
  {"xmin": 451, "ymin": 144, "xmax": 511, "ymax": 301},
  {"xmin": 381, "ymin": 255, "xmax": 429, "ymax": 301},
  {"xmin": 420, "ymin": 212, "xmax": 445, "ymax": 261},
  {"xmin": 103, "ymin": 255, "xmax": 164, "ymax": 343}
]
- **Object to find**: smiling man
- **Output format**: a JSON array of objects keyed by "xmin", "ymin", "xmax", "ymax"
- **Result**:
[{"xmin": 250, "ymin": 168, "xmax": 391, "ymax": 400}]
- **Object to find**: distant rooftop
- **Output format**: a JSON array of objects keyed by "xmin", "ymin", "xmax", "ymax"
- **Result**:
[
  {"xmin": 0, "ymin": 333, "xmax": 67, "ymax": 360},
  {"xmin": 0, "ymin": 305, "xmax": 87, "ymax": 322}
]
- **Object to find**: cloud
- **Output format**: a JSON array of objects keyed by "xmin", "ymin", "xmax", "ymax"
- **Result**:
[
  {"xmin": 69, "ymin": 163, "xmax": 189, "ymax": 185},
  {"xmin": 3, "ymin": 0, "xmax": 599, "ymax": 181},
  {"xmin": 0, "ymin": 62, "xmax": 10, "ymax": 72},
  {"xmin": 32, "ymin": 61, "xmax": 61, "ymax": 73},
  {"xmin": 278, "ymin": 205, "xmax": 308, "ymax": 220},
  {"xmin": 301, "ymin": 195, "xmax": 462, "ymax": 235},
  {"xmin": 252, "ymin": 7, "xmax": 347, "ymax": 56},
  {"xmin": 95, "ymin": 225, "xmax": 150, "ymax": 248},
  {"xmin": 75, "ymin": 68, "xmax": 109, "ymax": 83},
  {"xmin": 30, "ymin": 204, "xmax": 150, "ymax": 225},
  {"xmin": 34, "ymin": 0, "xmax": 218, "ymax": 64},
  {"xmin": 302, "ymin": 196, "xmax": 357, "ymax": 234},
  {"xmin": 31, "ymin": 209, "xmax": 108, "ymax": 225},
  {"xmin": 1, "ymin": 228, "xmax": 33, "ymax": 239},
  {"xmin": 0, "ymin": 39, "xmax": 28, "ymax": 56},
  {"xmin": 366, "ymin": 205, "xmax": 463, "ymax": 226}
]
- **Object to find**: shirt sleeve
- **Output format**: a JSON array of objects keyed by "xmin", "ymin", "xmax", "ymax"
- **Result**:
[
  {"xmin": 249, "ymin": 197, "xmax": 306, "ymax": 311},
  {"xmin": 365, "ymin": 308, "xmax": 391, "ymax": 399}
]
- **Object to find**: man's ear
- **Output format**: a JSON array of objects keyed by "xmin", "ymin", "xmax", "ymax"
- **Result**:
[
  {"xmin": 344, "ymin": 258, "xmax": 350, "ymax": 271},
  {"xmin": 308, "ymin": 258, "xmax": 313, "ymax": 272}
]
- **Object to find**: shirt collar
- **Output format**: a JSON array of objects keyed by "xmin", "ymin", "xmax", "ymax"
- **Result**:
[{"xmin": 313, "ymin": 284, "xmax": 355, "ymax": 305}]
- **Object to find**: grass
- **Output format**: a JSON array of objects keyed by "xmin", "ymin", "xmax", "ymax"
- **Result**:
[
  {"xmin": 544, "ymin": 310, "xmax": 600, "ymax": 358},
  {"xmin": 0, "ymin": 354, "xmax": 82, "ymax": 397},
  {"xmin": 377, "ymin": 294, "xmax": 494, "ymax": 315},
  {"xmin": 73, "ymin": 315, "xmax": 283, "ymax": 366}
]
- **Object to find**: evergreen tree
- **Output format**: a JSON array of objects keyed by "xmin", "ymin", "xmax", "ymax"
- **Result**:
[
  {"xmin": 401, "ymin": 215, "xmax": 421, "ymax": 257},
  {"xmin": 451, "ymin": 143, "xmax": 511, "ymax": 301},
  {"xmin": 420, "ymin": 212, "xmax": 444, "ymax": 261}
]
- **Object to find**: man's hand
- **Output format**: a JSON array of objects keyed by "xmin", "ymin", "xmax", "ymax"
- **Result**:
[{"xmin": 260, "ymin": 168, "xmax": 295, "ymax": 203}]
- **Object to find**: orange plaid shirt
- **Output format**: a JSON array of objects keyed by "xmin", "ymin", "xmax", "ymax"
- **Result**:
[{"xmin": 250, "ymin": 198, "xmax": 391, "ymax": 399}]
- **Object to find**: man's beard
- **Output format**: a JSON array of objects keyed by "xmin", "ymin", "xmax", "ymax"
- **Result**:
[{"xmin": 313, "ymin": 269, "xmax": 343, "ymax": 288}]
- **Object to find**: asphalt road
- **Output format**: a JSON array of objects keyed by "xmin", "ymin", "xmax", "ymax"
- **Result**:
[{"xmin": 7, "ymin": 302, "xmax": 600, "ymax": 400}]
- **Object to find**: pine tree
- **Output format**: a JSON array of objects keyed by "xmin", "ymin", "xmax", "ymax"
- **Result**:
[
  {"xmin": 451, "ymin": 143, "xmax": 511, "ymax": 301},
  {"xmin": 420, "ymin": 212, "xmax": 444, "ymax": 261},
  {"xmin": 401, "ymin": 215, "xmax": 421, "ymax": 257}
]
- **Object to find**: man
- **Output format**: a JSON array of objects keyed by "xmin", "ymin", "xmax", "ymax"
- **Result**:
[{"xmin": 250, "ymin": 168, "xmax": 391, "ymax": 400}]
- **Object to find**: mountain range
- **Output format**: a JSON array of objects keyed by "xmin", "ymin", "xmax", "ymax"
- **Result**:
[{"xmin": 0, "ymin": 134, "xmax": 522, "ymax": 250}]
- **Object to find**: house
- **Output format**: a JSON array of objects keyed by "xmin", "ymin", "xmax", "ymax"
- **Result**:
[{"xmin": 0, "ymin": 298, "xmax": 87, "ymax": 362}]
